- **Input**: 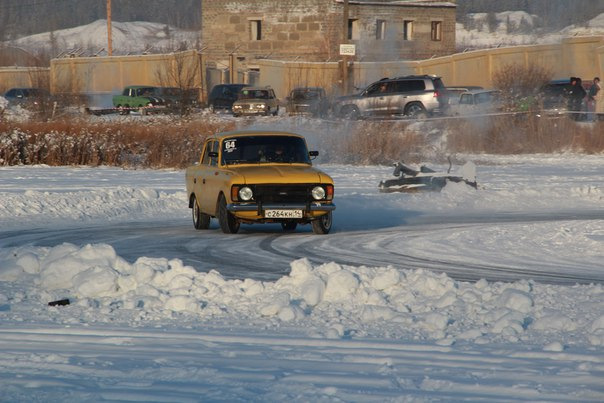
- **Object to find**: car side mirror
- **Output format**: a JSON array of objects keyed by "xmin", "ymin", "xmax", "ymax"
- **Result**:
[
  {"xmin": 208, "ymin": 151, "xmax": 218, "ymax": 158},
  {"xmin": 309, "ymin": 150, "xmax": 319, "ymax": 160}
]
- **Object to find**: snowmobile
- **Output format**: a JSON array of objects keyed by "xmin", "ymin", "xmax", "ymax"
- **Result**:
[{"xmin": 378, "ymin": 158, "xmax": 477, "ymax": 193}]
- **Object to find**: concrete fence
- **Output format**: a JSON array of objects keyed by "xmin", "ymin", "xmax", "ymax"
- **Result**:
[{"xmin": 1, "ymin": 36, "xmax": 602, "ymax": 103}]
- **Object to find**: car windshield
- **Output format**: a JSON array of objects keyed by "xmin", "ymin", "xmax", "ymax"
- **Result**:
[
  {"xmin": 292, "ymin": 90, "xmax": 320, "ymax": 100},
  {"xmin": 239, "ymin": 89, "xmax": 270, "ymax": 99},
  {"xmin": 222, "ymin": 135, "xmax": 311, "ymax": 165}
]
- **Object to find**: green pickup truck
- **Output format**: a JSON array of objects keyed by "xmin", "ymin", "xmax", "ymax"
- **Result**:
[{"xmin": 112, "ymin": 85, "xmax": 167, "ymax": 114}]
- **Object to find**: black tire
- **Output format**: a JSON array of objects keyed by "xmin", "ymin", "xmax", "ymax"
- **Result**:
[
  {"xmin": 311, "ymin": 211, "xmax": 332, "ymax": 235},
  {"xmin": 272, "ymin": 107, "xmax": 279, "ymax": 116},
  {"xmin": 281, "ymin": 221, "xmax": 298, "ymax": 231},
  {"xmin": 191, "ymin": 195, "xmax": 210, "ymax": 230},
  {"xmin": 405, "ymin": 103, "xmax": 427, "ymax": 119},
  {"xmin": 117, "ymin": 105, "xmax": 129, "ymax": 115},
  {"xmin": 218, "ymin": 194, "xmax": 240, "ymax": 234}
]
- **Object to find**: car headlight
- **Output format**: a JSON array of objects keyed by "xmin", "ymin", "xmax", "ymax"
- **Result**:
[
  {"xmin": 233, "ymin": 105, "xmax": 241, "ymax": 109},
  {"xmin": 311, "ymin": 186, "xmax": 326, "ymax": 200},
  {"xmin": 238, "ymin": 186, "xmax": 253, "ymax": 201},
  {"xmin": 255, "ymin": 103, "xmax": 266, "ymax": 109}
]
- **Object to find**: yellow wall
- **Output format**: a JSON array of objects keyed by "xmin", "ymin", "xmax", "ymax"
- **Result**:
[
  {"xmin": 0, "ymin": 67, "xmax": 50, "ymax": 94},
  {"xmin": 49, "ymin": 50, "xmax": 203, "ymax": 95},
  {"xmin": 2, "ymin": 36, "xmax": 603, "ymax": 102}
]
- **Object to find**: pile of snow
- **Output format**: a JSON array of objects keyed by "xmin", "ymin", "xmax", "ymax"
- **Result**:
[
  {"xmin": 2, "ymin": 243, "xmax": 604, "ymax": 348},
  {"xmin": 457, "ymin": 11, "xmax": 604, "ymax": 49},
  {"xmin": 9, "ymin": 20, "xmax": 199, "ymax": 56}
]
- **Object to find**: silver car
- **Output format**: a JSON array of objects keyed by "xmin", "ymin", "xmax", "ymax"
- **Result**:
[{"xmin": 333, "ymin": 75, "xmax": 448, "ymax": 119}]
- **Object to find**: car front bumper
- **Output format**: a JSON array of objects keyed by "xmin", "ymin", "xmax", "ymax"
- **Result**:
[{"xmin": 227, "ymin": 202, "xmax": 336, "ymax": 212}]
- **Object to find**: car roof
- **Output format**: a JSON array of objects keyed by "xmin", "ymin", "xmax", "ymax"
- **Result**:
[
  {"xmin": 241, "ymin": 86, "xmax": 272, "ymax": 91},
  {"xmin": 210, "ymin": 130, "xmax": 305, "ymax": 141},
  {"xmin": 460, "ymin": 89, "xmax": 500, "ymax": 95}
]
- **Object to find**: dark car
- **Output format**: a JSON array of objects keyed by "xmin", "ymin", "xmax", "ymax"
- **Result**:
[
  {"xmin": 286, "ymin": 87, "xmax": 330, "ymax": 117},
  {"xmin": 4, "ymin": 87, "xmax": 51, "ymax": 107},
  {"xmin": 540, "ymin": 78, "xmax": 591, "ymax": 111},
  {"xmin": 152, "ymin": 87, "xmax": 199, "ymax": 111},
  {"xmin": 332, "ymin": 75, "xmax": 449, "ymax": 119},
  {"xmin": 207, "ymin": 83, "xmax": 247, "ymax": 113}
]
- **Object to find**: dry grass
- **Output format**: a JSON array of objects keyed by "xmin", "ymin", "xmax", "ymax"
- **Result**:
[
  {"xmin": 1, "ymin": 115, "xmax": 602, "ymax": 168},
  {"xmin": 0, "ymin": 119, "xmax": 236, "ymax": 167},
  {"xmin": 446, "ymin": 114, "xmax": 604, "ymax": 154}
]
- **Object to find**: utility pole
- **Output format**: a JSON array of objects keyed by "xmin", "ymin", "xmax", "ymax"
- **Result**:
[
  {"xmin": 106, "ymin": 0, "xmax": 113, "ymax": 56},
  {"xmin": 341, "ymin": 0, "xmax": 350, "ymax": 94}
]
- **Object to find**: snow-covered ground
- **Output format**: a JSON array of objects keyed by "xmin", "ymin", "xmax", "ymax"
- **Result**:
[{"xmin": 1, "ymin": 154, "xmax": 603, "ymax": 401}]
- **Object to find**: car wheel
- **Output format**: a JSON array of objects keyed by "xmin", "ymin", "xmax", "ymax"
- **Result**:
[
  {"xmin": 281, "ymin": 221, "xmax": 297, "ymax": 232},
  {"xmin": 272, "ymin": 107, "xmax": 279, "ymax": 116},
  {"xmin": 117, "ymin": 105, "xmax": 129, "ymax": 115},
  {"xmin": 341, "ymin": 105, "xmax": 360, "ymax": 120},
  {"xmin": 405, "ymin": 103, "xmax": 427, "ymax": 119},
  {"xmin": 218, "ymin": 194, "xmax": 240, "ymax": 234},
  {"xmin": 311, "ymin": 211, "xmax": 332, "ymax": 235},
  {"xmin": 191, "ymin": 195, "xmax": 210, "ymax": 230}
]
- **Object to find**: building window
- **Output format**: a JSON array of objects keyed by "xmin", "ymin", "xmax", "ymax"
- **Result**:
[
  {"xmin": 250, "ymin": 20, "xmax": 262, "ymax": 40},
  {"xmin": 431, "ymin": 21, "xmax": 442, "ymax": 41},
  {"xmin": 348, "ymin": 19, "xmax": 360, "ymax": 40},
  {"xmin": 376, "ymin": 20, "xmax": 386, "ymax": 40},
  {"xmin": 403, "ymin": 20, "xmax": 413, "ymax": 40}
]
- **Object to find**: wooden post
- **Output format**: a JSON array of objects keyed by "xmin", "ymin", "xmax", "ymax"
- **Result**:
[{"xmin": 106, "ymin": 0, "xmax": 113, "ymax": 56}]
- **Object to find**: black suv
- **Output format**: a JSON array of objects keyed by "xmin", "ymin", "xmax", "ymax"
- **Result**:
[
  {"xmin": 333, "ymin": 75, "xmax": 448, "ymax": 119},
  {"xmin": 207, "ymin": 83, "xmax": 247, "ymax": 113}
]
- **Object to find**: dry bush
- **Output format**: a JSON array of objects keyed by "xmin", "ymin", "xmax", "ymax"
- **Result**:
[
  {"xmin": 1, "ymin": 115, "xmax": 602, "ymax": 168},
  {"xmin": 0, "ymin": 119, "xmax": 236, "ymax": 167},
  {"xmin": 493, "ymin": 63, "xmax": 552, "ymax": 111},
  {"xmin": 446, "ymin": 115, "xmax": 604, "ymax": 154},
  {"xmin": 322, "ymin": 121, "xmax": 428, "ymax": 165}
]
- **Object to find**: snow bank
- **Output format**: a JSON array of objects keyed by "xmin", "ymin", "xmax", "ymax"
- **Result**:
[{"xmin": 2, "ymin": 243, "xmax": 603, "ymax": 348}]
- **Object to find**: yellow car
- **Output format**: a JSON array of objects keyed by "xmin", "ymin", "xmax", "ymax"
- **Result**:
[{"xmin": 185, "ymin": 130, "xmax": 335, "ymax": 234}]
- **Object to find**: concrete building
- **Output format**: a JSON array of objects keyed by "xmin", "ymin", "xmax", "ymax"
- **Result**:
[{"xmin": 201, "ymin": 0, "xmax": 457, "ymax": 70}]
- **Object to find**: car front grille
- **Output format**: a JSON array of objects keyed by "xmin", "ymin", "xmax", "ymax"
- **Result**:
[{"xmin": 254, "ymin": 184, "xmax": 311, "ymax": 204}]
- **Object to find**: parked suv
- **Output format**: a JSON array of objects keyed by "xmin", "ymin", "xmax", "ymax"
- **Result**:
[
  {"xmin": 208, "ymin": 83, "xmax": 247, "ymax": 113},
  {"xmin": 333, "ymin": 75, "xmax": 448, "ymax": 119}
]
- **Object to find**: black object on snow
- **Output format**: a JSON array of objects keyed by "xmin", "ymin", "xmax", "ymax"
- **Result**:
[
  {"xmin": 378, "ymin": 160, "xmax": 478, "ymax": 193},
  {"xmin": 48, "ymin": 298, "xmax": 70, "ymax": 306}
]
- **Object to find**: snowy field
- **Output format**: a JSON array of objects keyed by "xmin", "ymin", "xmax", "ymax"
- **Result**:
[{"xmin": 1, "ymin": 154, "xmax": 603, "ymax": 402}]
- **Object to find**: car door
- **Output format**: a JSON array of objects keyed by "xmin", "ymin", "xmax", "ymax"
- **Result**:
[
  {"xmin": 362, "ymin": 82, "xmax": 391, "ymax": 116},
  {"xmin": 197, "ymin": 140, "xmax": 221, "ymax": 214}
]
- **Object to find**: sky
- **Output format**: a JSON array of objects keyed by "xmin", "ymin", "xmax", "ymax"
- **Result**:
[{"xmin": 1, "ymin": 133, "xmax": 603, "ymax": 400}]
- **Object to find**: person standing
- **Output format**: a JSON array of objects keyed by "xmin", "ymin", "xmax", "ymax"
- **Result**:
[
  {"xmin": 588, "ymin": 77, "xmax": 601, "ymax": 121},
  {"xmin": 567, "ymin": 77, "xmax": 586, "ymax": 121}
]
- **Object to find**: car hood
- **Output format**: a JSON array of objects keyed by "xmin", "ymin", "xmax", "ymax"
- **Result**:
[{"xmin": 229, "ymin": 164, "xmax": 331, "ymax": 184}]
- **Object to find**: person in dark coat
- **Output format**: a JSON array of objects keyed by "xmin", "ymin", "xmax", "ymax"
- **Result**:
[{"xmin": 567, "ymin": 77, "xmax": 586, "ymax": 120}]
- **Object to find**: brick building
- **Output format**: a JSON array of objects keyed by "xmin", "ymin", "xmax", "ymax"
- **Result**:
[{"xmin": 202, "ymin": 0, "xmax": 457, "ymax": 68}]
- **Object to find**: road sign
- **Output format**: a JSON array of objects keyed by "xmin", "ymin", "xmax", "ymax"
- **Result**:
[{"xmin": 339, "ymin": 44, "xmax": 356, "ymax": 56}]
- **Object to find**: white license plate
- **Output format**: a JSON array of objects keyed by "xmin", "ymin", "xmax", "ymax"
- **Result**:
[{"xmin": 265, "ymin": 209, "xmax": 303, "ymax": 218}]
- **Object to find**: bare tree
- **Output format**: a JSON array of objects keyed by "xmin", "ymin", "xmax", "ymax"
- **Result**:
[{"xmin": 155, "ymin": 50, "xmax": 201, "ymax": 115}]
